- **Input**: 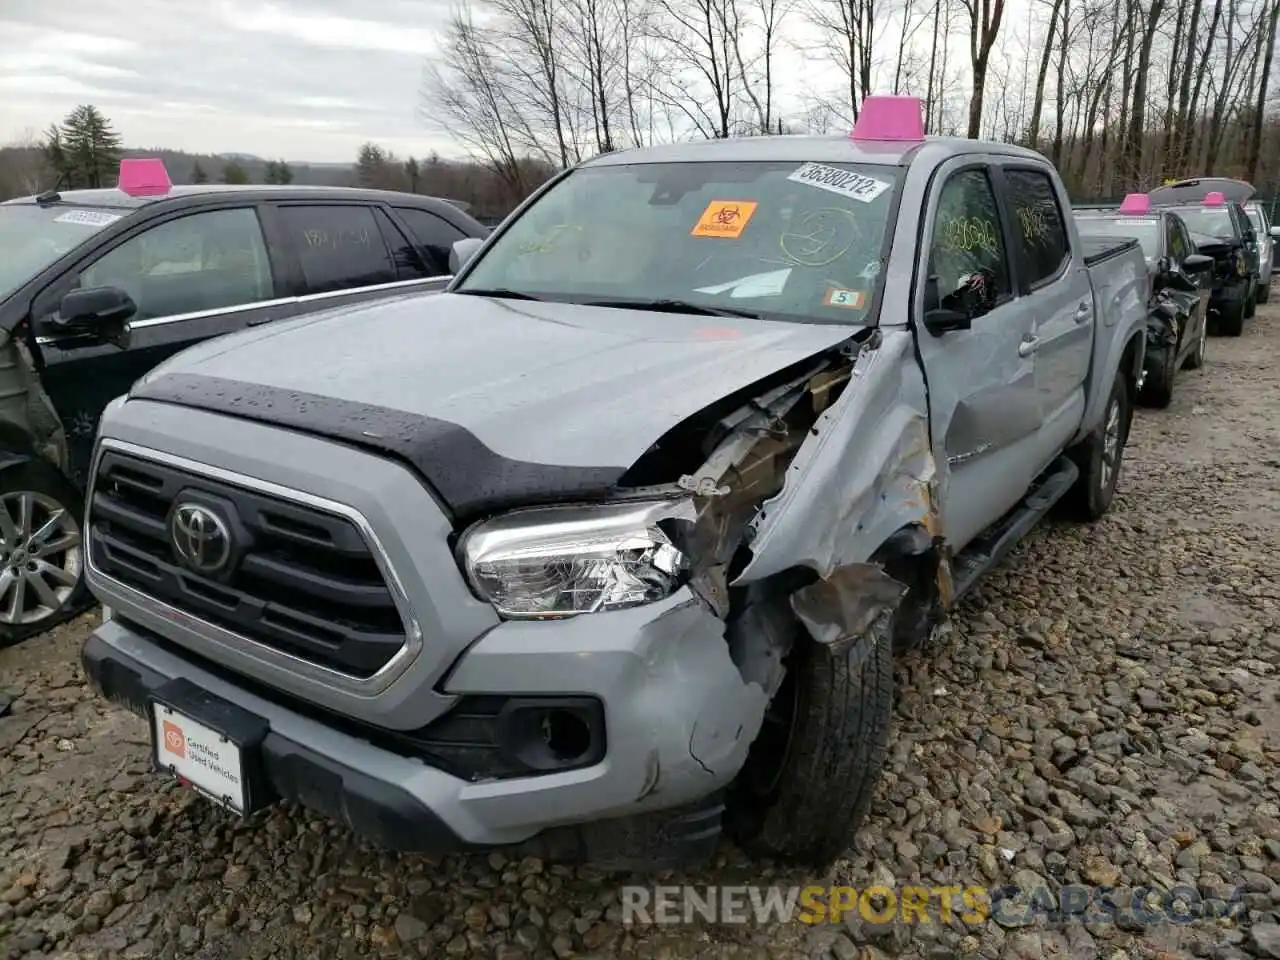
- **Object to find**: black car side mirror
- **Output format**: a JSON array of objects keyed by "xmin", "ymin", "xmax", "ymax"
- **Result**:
[
  {"xmin": 922, "ymin": 271, "xmax": 994, "ymax": 335},
  {"xmin": 1182, "ymin": 253, "xmax": 1214, "ymax": 274},
  {"xmin": 50, "ymin": 286, "xmax": 137, "ymax": 347}
]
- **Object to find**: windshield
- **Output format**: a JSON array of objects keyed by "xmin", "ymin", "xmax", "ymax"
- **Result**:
[
  {"xmin": 457, "ymin": 160, "xmax": 902, "ymax": 324},
  {"xmin": 1076, "ymin": 216, "xmax": 1161, "ymax": 258},
  {"xmin": 1174, "ymin": 207, "xmax": 1235, "ymax": 238},
  {"xmin": 0, "ymin": 203, "xmax": 123, "ymax": 300}
]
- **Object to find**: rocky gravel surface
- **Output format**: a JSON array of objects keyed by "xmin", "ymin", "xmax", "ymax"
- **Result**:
[{"xmin": 4, "ymin": 303, "xmax": 1280, "ymax": 960}]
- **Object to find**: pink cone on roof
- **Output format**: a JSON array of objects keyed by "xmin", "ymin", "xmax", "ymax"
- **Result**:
[
  {"xmin": 1204, "ymin": 191, "xmax": 1226, "ymax": 206},
  {"xmin": 117, "ymin": 158, "xmax": 172, "ymax": 197},
  {"xmin": 851, "ymin": 96, "xmax": 925, "ymax": 143},
  {"xmin": 1118, "ymin": 193, "xmax": 1150, "ymax": 215}
]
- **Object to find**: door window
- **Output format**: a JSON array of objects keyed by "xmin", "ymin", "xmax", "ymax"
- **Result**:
[
  {"xmin": 393, "ymin": 207, "xmax": 468, "ymax": 275},
  {"xmin": 1004, "ymin": 169, "xmax": 1070, "ymax": 285},
  {"xmin": 78, "ymin": 208, "xmax": 272, "ymax": 322},
  {"xmin": 928, "ymin": 169, "xmax": 1012, "ymax": 317},
  {"xmin": 277, "ymin": 205, "xmax": 398, "ymax": 294},
  {"xmin": 1167, "ymin": 217, "xmax": 1188, "ymax": 261}
]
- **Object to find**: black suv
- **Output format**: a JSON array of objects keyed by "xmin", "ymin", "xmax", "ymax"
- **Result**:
[
  {"xmin": 1075, "ymin": 202, "xmax": 1212, "ymax": 407},
  {"xmin": 1149, "ymin": 179, "xmax": 1261, "ymax": 335},
  {"xmin": 0, "ymin": 159, "xmax": 488, "ymax": 644}
]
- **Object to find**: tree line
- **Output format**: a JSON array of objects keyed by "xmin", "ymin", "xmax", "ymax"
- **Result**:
[
  {"xmin": 0, "ymin": 106, "xmax": 549, "ymax": 219},
  {"xmin": 419, "ymin": 0, "xmax": 1280, "ymax": 200}
]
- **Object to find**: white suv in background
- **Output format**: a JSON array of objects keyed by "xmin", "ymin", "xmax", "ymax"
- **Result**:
[{"xmin": 1246, "ymin": 201, "xmax": 1275, "ymax": 303}]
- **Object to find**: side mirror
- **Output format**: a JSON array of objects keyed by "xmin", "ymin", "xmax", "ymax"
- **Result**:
[
  {"xmin": 1271, "ymin": 225, "xmax": 1280, "ymax": 239},
  {"xmin": 923, "ymin": 270, "xmax": 993, "ymax": 335},
  {"xmin": 1182, "ymin": 253, "xmax": 1214, "ymax": 273},
  {"xmin": 52, "ymin": 286, "xmax": 137, "ymax": 335},
  {"xmin": 449, "ymin": 237, "xmax": 484, "ymax": 275}
]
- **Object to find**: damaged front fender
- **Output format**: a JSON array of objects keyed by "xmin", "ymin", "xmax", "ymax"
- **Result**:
[{"xmin": 789, "ymin": 564, "xmax": 907, "ymax": 657}]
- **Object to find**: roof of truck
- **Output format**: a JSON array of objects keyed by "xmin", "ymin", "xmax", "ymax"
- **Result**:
[{"xmin": 582, "ymin": 134, "xmax": 1051, "ymax": 168}]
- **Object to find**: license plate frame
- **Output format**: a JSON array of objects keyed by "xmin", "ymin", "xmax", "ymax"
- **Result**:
[{"xmin": 149, "ymin": 678, "xmax": 271, "ymax": 817}]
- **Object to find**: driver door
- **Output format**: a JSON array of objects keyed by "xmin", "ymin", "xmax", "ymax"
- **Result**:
[
  {"xmin": 33, "ymin": 206, "xmax": 285, "ymax": 485},
  {"xmin": 912, "ymin": 163, "xmax": 1042, "ymax": 552}
]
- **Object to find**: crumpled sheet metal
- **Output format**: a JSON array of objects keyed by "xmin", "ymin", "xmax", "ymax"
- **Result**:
[
  {"xmin": 790, "ymin": 564, "xmax": 907, "ymax": 656},
  {"xmin": 0, "ymin": 328, "xmax": 67, "ymax": 470},
  {"xmin": 737, "ymin": 329, "xmax": 938, "ymax": 583}
]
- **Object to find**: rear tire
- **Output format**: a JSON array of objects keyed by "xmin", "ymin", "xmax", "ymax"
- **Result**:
[
  {"xmin": 1064, "ymin": 371, "xmax": 1130, "ymax": 522},
  {"xmin": 0, "ymin": 462, "xmax": 90, "ymax": 648},
  {"xmin": 726, "ymin": 604, "xmax": 895, "ymax": 868},
  {"xmin": 1245, "ymin": 289, "xmax": 1257, "ymax": 318},
  {"xmin": 1139, "ymin": 343, "xmax": 1176, "ymax": 408}
]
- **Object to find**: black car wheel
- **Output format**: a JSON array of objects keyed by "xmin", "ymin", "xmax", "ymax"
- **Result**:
[
  {"xmin": 1218, "ymin": 300, "xmax": 1246, "ymax": 336},
  {"xmin": 1183, "ymin": 315, "xmax": 1208, "ymax": 370},
  {"xmin": 1140, "ymin": 343, "xmax": 1176, "ymax": 408}
]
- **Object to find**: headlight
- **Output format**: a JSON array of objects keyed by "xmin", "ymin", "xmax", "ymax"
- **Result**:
[{"xmin": 460, "ymin": 500, "xmax": 693, "ymax": 619}]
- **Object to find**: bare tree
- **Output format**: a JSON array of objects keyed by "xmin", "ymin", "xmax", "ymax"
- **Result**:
[
  {"xmin": 959, "ymin": 0, "xmax": 1006, "ymax": 137},
  {"xmin": 649, "ymin": 0, "xmax": 741, "ymax": 137},
  {"xmin": 806, "ymin": 0, "xmax": 879, "ymax": 121}
]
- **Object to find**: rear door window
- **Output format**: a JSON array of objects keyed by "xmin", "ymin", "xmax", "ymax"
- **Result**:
[
  {"xmin": 277, "ymin": 205, "xmax": 398, "ymax": 295},
  {"xmin": 393, "ymin": 207, "xmax": 468, "ymax": 275},
  {"xmin": 1003, "ymin": 169, "xmax": 1071, "ymax": 286}
]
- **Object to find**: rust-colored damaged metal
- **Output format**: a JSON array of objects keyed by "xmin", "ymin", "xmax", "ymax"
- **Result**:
[
  {"xmin": 678, "ymin": 354, "xmax": 855, "ymax": 618},
  {"xmin": 789, "ymin": 564, "xmax": 907, "ymax": 654}
]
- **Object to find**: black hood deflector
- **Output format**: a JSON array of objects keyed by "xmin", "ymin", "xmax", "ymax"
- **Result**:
[{"xmin": 129, "ymin": 373, "xmax": 626, "ymax": 521}]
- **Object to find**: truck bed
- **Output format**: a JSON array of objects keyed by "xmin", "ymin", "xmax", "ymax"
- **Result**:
[{"xmin": 1080, "ymin": 235, "xmax": 1141, "ymax": 267}]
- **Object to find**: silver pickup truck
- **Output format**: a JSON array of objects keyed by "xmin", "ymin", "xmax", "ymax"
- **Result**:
[{"xmin": 80, "ymin": 97, "xmax": 1147, "ymax": 870}]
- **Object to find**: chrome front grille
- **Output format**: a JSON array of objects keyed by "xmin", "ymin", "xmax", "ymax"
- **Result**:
[{"xmin": 87, "ymin": 449, "xmax": 409, "ymax": 678}]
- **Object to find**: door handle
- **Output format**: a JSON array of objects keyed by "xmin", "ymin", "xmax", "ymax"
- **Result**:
[
  {"xmin": 1018, "ymin": 335, "xmax": 1040, "ymax": 357},
  {"xmin": 1074, "ymin": 302, "xmax": 1091, "ymax": 323}
]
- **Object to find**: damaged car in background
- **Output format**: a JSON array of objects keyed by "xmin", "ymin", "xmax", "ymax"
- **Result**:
[
  {"xmin": 1075, "ymin": 194, "xmax": 1212, "ymax": 407},
  {"xmin": 0, "ymin": 159, "xmax": 487, "ymax": 645},
  {"xmin": 80, "ymin": 96, "xmax": 1148, "ymax": 869}
]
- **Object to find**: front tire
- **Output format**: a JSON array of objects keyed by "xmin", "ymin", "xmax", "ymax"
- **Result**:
[
  {"xmin": 1064, "ymin": 371, "xmax": 1130, "ymax": 522},
  {"xmin": 1259, "ymin": 281, "xmax": 1271, "ymax": 304},
  {"xmin": 1246, "ymin": 289, "xmax": 1258, "ymax": 318},
  {"xmin": 1218, "ymin": 299, "xmax": 1246, "ymax": 336},
  {"xmin": 0, "ymin": 462, "xmax": 89, "ymax": 647},
  {"xmin": 1139, "ymin": 343, "xmax": 1176, "ymax": 408},
  {"xmin": 726, "ymin": 604, "xmax": 895, "ymax": 868}
]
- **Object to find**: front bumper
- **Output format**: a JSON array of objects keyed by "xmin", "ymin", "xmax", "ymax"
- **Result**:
[{"xmin": 83, "ymin": 600, "xmax": 766, "ymax": 857}]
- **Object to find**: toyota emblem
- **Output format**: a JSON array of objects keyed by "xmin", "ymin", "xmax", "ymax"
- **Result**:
[{"xmin": 170, "ymin": 503, "xmax": 232, "ymax": 574}]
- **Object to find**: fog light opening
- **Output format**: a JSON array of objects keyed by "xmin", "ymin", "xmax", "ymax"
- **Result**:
[{"xmin": 542, "ymin": 709, "xmax": 592, "ymax": 763}]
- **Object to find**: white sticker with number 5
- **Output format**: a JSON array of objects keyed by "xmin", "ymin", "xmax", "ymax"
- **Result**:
[{"xmin": 824, "ymin": 288, "xmax": 866, "ymax": 309}]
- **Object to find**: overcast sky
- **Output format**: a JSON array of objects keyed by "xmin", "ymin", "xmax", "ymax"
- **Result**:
[{"xmin": 0, "ymin": 0, "xmax": 460, "ymax": 163}]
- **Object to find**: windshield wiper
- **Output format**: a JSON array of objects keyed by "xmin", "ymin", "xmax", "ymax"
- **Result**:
[
  {"xmin": 580, "ymin": 298, "xmax": 762, "ymax": 319},
  {"xmin": 455, "ymin": 288, "xmax": 547, "ymax": 301}
]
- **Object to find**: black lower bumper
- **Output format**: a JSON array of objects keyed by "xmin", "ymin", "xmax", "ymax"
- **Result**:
[{"xmin": 81, "ymin": 633, "xmax": 475, "ymax": 854}]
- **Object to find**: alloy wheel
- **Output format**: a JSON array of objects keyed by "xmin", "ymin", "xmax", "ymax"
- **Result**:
[{"xmin": 0, "ymin": 491, "xmax": 83, "ymax": 626}]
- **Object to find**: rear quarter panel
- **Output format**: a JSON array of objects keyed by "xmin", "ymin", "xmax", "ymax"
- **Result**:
[{"xmin": 1079, "ymin": 244, "xmax": 1148, "ymax": 439}]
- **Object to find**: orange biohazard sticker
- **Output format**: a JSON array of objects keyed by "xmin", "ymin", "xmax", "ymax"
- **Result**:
[
  {"xmin": 692, "ymin": 200, "xmax": 758, "ymax": 239},
  {"xmin": 823, "ymin": 288, "xmax": 866, "ymax": 309}
]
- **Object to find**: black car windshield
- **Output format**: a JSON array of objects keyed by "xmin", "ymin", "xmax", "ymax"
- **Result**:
[
  {"xmin": 1174, "ymin": 207, "xmax": 1235, "ymax": 238},
  {"xmin": 0, "ymin": 203, "xmax": 123, "ymax": 300},
  {"xmin": 457, "ymin": 160, "xmax": 902, "ymax": 324},
  {"xmin": 1076, "ymin": 216, "xmax": 1161, "ymax": 258}
]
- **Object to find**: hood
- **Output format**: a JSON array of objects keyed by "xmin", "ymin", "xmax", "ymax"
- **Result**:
[
  {"xmin": 130, "ymin": 292, "xmax": 855, "ymax": 519},
  {"xmin": 1191, "ymin": 230, "xmax": 1237, "ymax": 253}
]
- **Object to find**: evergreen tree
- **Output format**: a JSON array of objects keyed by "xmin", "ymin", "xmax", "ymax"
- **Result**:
[
  {"xmin": 191, "ymin": 160, "xmax": 209, "ymax": 184},
  {"xmin": 356, "ymin": 142, "xmax": 389, "ymax": 187},
  {"xmin": 220, "ymin": 160, "xmax": 250, "ymax": 184},
  {"xmin": 263, "ymin": 159, "xmax": 294, "ymax": 184},
  {"xmin": 43, "ymin": 106, "xmax": 122, "ymax": 189},
  {"xmin": 404, "ymin": 156, "xmax": 420, "ymax": 193}
]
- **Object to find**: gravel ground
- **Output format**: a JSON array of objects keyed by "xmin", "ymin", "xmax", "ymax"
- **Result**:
[{"xmin": 4, "ymin": 302, "xmax": 1280, "ymax": 960}]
